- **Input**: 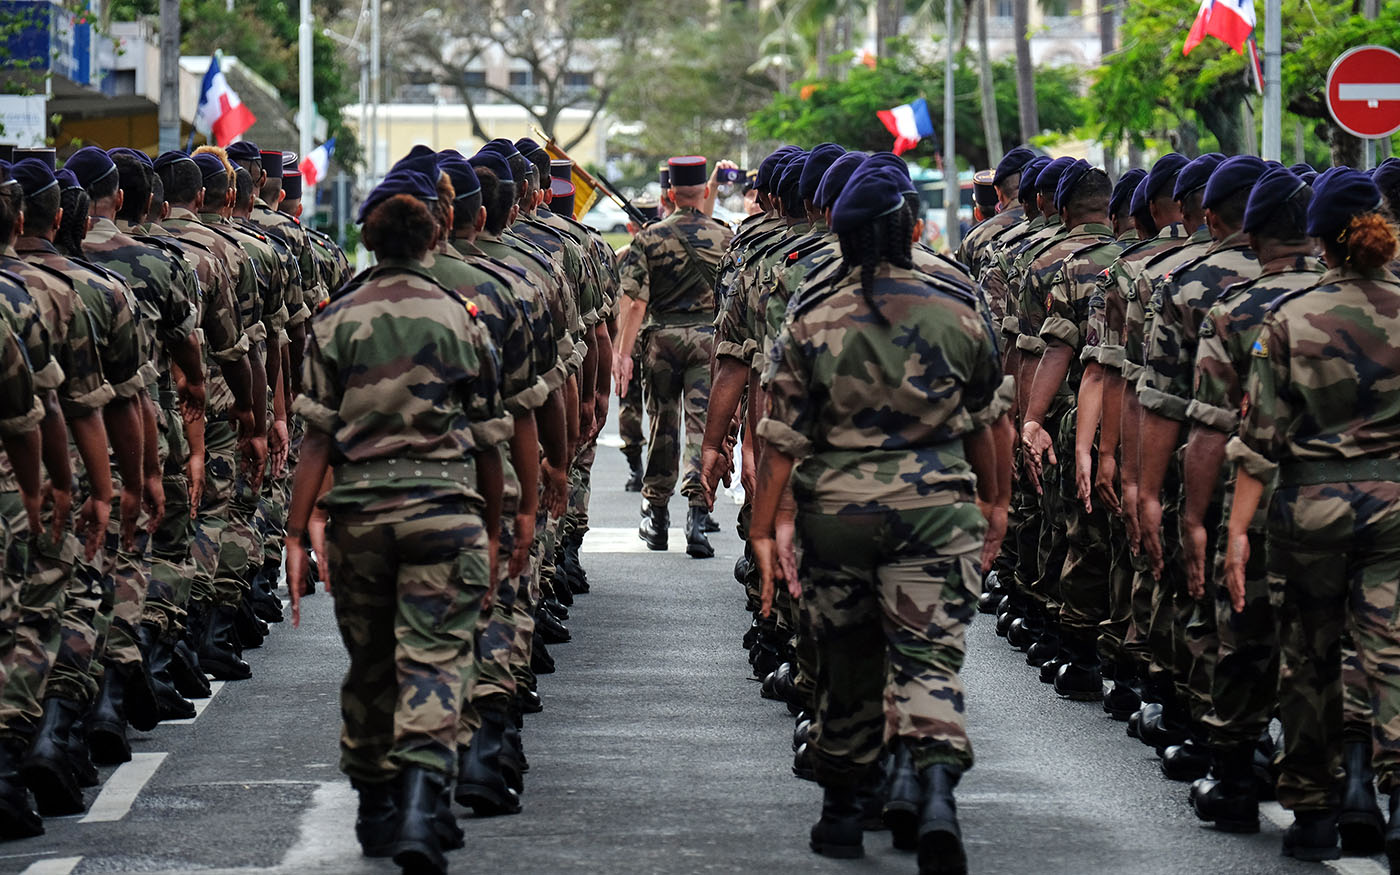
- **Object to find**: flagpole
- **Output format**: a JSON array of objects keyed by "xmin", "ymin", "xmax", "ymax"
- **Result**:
[
  {"xmin": 298, "ymin": 0, "xmax": 314, "ymax": 167},
  {"xmin": 943, "ymin": 0, "xmax": 958, "ymax": 253},
  {"xmin": 1261, "ymin": 0, "xmax": 1281, "ymax": 161}
]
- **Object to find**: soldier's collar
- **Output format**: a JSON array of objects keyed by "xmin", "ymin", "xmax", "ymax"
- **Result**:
[
  {"xmin": 452, "ymin": 238, "xmax": 487, "ymax": 258},
  {"xmin": 369, "ymin": 255, "xmax": 438, "ymax": 283},
  {"xmin": 1187, "ymin": 224, "xmax": 1212, "ymax": 243},
  {"xmin": 1258, "ymin": 251, "xmax": 1318, "ymax": 276},
  {"xmin": 1068, "ymin": 222, "xmax": 1113, "ymax": 236},
  {"xmin": 198, "ymin": 212, "xmax": 231, "ymax": 224},
  {"xmin": 14, "ymin": 236, "xmax": 57, "ymax": 254},
  {"xmin": 167, "ymin": 206, "xmax": 199, "ymax": 221},
  {"xmin": 477, "ymin": 230, "xmax": 503, "ymax": 244},
  {"xmin": 1155, "ymin": 222, "xmax": 1186, "ymax": 240}
]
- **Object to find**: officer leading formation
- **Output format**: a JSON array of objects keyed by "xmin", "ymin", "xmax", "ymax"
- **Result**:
[{"xmin": 0, "ymin": 134, "xmax": 1396, "ymax": 875}]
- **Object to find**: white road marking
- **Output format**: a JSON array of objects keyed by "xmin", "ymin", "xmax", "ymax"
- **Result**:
[
  {"xmin": 19, "ymin": 856, "xmax": 83, "ymax": 874},
  {"xmin": 278, "ymin": 780, "xmax": 358, "ymax": 871},
  {"xmin": 596, "ymin": 433, "xmax": 623, "ymax": 449},
  {"xmin": 161, "ymin": 680, "xmax": 226, "ymax": 725},
  {"xmin": 80, "ymin": 752, "xmax": 168, "ymax": 823},
  {"xmin": 1260, "ymin": 802, "xmax": 1389, "ymax": 875},
  {"xmin": 579, "ymin": 526, "xmax": 694, "ymax": 554}
]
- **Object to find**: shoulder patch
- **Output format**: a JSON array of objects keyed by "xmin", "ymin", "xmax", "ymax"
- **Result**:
[{"xmin": 1250, "ymin": 336, "xmax": 1268, "ymax": 357}]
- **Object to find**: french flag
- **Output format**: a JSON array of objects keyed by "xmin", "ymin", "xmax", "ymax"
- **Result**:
[
  {"xmin": 1182, "ymin": 0, "xmax": 1256, "ymax": 56},
  {"xmin": 299, "ymin": 138, "xmax": 335, "ymax": 187},
  {"xmin": 194, "ymin": 54, "xmax": 257, "ymax": 147},
  {"xmin": 877, "ymin": 98, "xmax": 936, "ymax": 156}
]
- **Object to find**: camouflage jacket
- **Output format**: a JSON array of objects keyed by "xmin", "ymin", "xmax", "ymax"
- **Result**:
[
  {"xmin": 478, "ymin": 229, "xmax": 582, "ymax": 375},
  {"xmin": 0, "ymin": 244, "xmax": 112, "ymax": 418},
  {"xmin": 188, "ymin": 211, "xmax": 266, "ymax": 344},
  {"xmin": 423, "ymin": 244, "xmax": 547, "ymax": 417},
  {"xmin": 307, "ymin": 226, "xmax": 351, "ymax": 297},
  {"xmin": 1231, "ymin": 266, "xmax": 1400, "ymax": 481},
  {"xmin": 238, "ymin": 217, "xmax": 307, "ymax": 330},
  {"xmin": 759, "ymin": 263, "xmax": 1001, "ymax": 513},
  {"xmin": 513, "ymin": 214, "xmax": 599, "ymax": 329},
  {"xmin": 1039, "ymin": 228, "xmax": 1125, "ymax": 395},
  {"xmin": 757, "ymin": 226, "xmax": 840, "ymax": 374},
  {"xmin": 83, "ymin": 217, "xmax": 199, "ymax": 399},
  {"xmin": 295, "ymin": 256, "xmax": 512, "ymax": 511},
  {"xmin": 249, "ymin": 201, "xmax": 320, "ymax": 322},
  {"xmin": 1189, "ymin": 252, "xmax": 1324, "ymax": 437},
  {"xmin": 959, "ymin": 204, "xmax": 1025, "ymax": 280},
  {"xmin": 453, "ymin": 238, "xmax": 565, "ymax": 397},
  {"xmin": 222, "ymin": 218, "xmax": 290, "ymax": 344},
  {"xmin": 1091, "ymin": 225, "xmax": 1186, "ymax": 370},
  {"xmin": 16, "ymin": 238, "xmax": 149, "ymax": 401},
  {"xmin": 1122, "ymin": 224, "xmax": 1211, "ymax": 382},
  {"xmin": 1137, "ymin": 232, "xmax": 1260, "ymax": 422},
  {"xmin": 621, "ymin": 206, "xmax": 733, "ymax": 322},
  {"xmin": 0, "ymin": 314, "xmax": 41, "ymax": 437},
  {"xmin": 1015, "ymin": 222, "xmax": 1112, "ymax": 358},
  {"xmin": 716, "ymin": 212, "xmax": 784, "ymax": 300},
  {"xmin": 0, "ymin": 268, "xmax": 59, "ymax": 392},
  {"xmin": 539, "ymin": 207, "xmax": 618, "ymax": 320},
  {"xmin": 714, "ymin": 221, "xmax": 805, "ymax": 365}
]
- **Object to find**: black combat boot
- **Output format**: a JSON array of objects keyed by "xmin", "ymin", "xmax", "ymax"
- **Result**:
[
  {"xmin": 976, "ymin": 571, "xmax": 1004, "ymax": 615},
  {"xmin": 541, "ymin": 596, "xmax": 569, "ymax": 622},
  {"xmin": 994, "ymin": 595, "xmax": 1019, "ymax": 637},
  {"xmin": 793, "ymin": 743, "xmax": 816, "ymax": 782},
  {"xmin": 110, "ymin": 657, "xmax": 159, "ymax": 734},
  {"xmin": 1339, "ymin": 738, "xmax": 1386, "ymax": 854},
  {"xmin": 1160, "ymin": 737, "xmax": 1211, "ymax": 781},
  {"xmin": 0, "ymin": 741, "xmax": 43, "ymax": 840},
  {"xmin": 793, "ymin": 715, "xmax": 812, "ymax": 753},
  {"xmin": 393, "ymin": 766, "xmax": 450, "ymax": 875},
  {"xmin": 455, "ymin": 707, "xmax": 522, "ymax": 817},
  {"xmin": 530, "ymin": 641, "xmax": 555, "ymax": 676},
  {"xmin": 352, "ymin": 778, "xmax": 397, "ymax": 858},
  {"xmin": 917, "ymin": 763, "xmax": 967, "ymax": 875},
  {"xmin": 1103, "ymin": 661, "xmax": 1142, "ymax": 721},
  {"xmin": 1282, "ymin": 809, "xmax": 1340, "ymax": 862},
  {"xmin": 1025, "ymin": 620, "xmax": 1060, "ymax": 668},
  {"xmin": 563, "ymin": 531, "xmax": 589, "ymax": 594},
  {"xmin": 702, "ymin": 511, "xmax": 720, "ymax": 533},
  {"xmin": 140, "ymin": 623, "xmax": 195, "ymax": 721},
  {"xmin": 1190, "ymin": 743, "xmax": 1260, "ymax": 833},
  {"xmin": 685, "ymin": 507, "xmax": 714, "ymax": 559},
  {"xmin": 1053, "ymin": 631, "xmax": 1103, "ymax": 701},
  {"xmin": 20, "ymin": 697, "xmax": 85, "ymax": 815},
  {"xmin": 639, "ymin": 502, "xmax": 669, "ymax": 551},
  {"xmin": 623, "ymin": 449, "xmax": 643, "ymax": 492},
  {"xmin": 1006, "ymin": 613, "xmax": 1040, "ymax": 652},
  {"xmin": 85, "ymin": 667, "xmax": 132, "ymax": 766},
  {"xmin": 810, "ymin": 784, "xmax": 864, "ymax": 859},
  {"xmin": 1139, "ymin": 697, "xmax": 1189, "ymax": 751},
  {"xmin": 500, "ymin": 708, "xmax": 524, "ymax": 793},
  {"xmin": 857, "ymin": 755, "xmax": 889, "ymax": 831},
  {"xmin": 170, "ymin": 636, "xmax": 212, "ymax": 699},
  {"xmin": 249, "ymin": 559, "xmax": 285, "ymax": 623},
  {"xmin": 199, "ymin": 602, "xmax": 252, "ymax": 681},
  {"xmin": 1385, "ymin": 789, "xmax": 1400, "ymax": 873},
  {"xmin": 534, "ymin": 606, "xmax": 571, "ymax": 645},
  {"xmin": 233, "ymin": 593, "xmax": 268, "ymax": 650},
  {"xmin": 883, "ymin": 742, "xmax": 921, "ymax": 851}
]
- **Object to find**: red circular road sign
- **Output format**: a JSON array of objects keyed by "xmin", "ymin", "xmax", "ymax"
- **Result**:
[{"xmin": 1327, "ymin": 45, "xmax": 1400, "ymax": 139}]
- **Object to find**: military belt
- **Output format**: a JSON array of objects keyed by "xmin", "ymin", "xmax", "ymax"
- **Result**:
[
  {"xmin": 646, "ymin": 311, "xmax": 713, "ymax": 328},
  {"xmin": 336, "ymin": 457, "xmax": 476, "ymax": 483},
  {"xmin": 1277, "ymin": 458, "xmax": 1400, "ymax": 488}
]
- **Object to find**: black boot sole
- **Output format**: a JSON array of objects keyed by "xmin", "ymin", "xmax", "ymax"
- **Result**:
[
  {"xmin": 0, "ymin": 792, "xmax": 43, "ymax": 839},
  {"xmin": 686, "ymin": 541, "xmax": 714, "ymax": 559},
  {"xmin": 20, "ymin": 757, "xmax": 84, "ymax": 816},
  {"xmin": 883, "ymin": 803, "xmax": 918, "ymax": 851},
  {"xmin": 917, "ymin": 824, "xmax": 968, "ymax": 875},
  {"xmin": 171, "ymin": 642, "xmax": 213, "ymax": 698},
  {"xmin": 1282, "ymin": 844, "xmax": 1342, "ymax": 862},
  {"xmin": 1338, "ymin": 812, "xmax": 1385, "ymax": 855},
  {"xmin": 454, "ymin": 783, "xmax": 521, "ymax": 817},
  {"xmin": 86, "ymin": 723, "xmax": 132, "ymax": 766},
  {"xmin": 393, "ymin": 840, "xmax": 447, "ymax": 875},
  {"xmin": 199, "ymin": 656, "xmax": 252, "ymax": 682},
  {"xmin": 809, "ymin": 837, "xmax": 864, "ymax": 859},
  {"xmin": 1385, "ymin": 832, "xmax": 1400, "ymax": 874}
]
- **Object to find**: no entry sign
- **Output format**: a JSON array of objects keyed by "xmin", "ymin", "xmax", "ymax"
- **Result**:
[{"xmin": 1327, "ymin": 45, "xmax": 1400, "ymax": 139}]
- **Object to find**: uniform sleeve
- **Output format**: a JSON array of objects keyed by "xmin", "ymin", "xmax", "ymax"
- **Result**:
[
  {"xmin": 55, "ymin": 298, "xmax": 115, "ymax": 417},
  {"xmin": 290, "ymin": 322, "xmax": 341, "ymax": 435},
  {"xmin": 0, "ymin": 322, "xmax": 42, "ymax": 436},
  {"xmin": 1228, "ymin": 313, "xmax": 1290, "ymax": 480},
  {"xmin": 462, "ymin": 323, "xmax": 514, "ymax": 449},
  {"xmin": 232, "ymin": 251, "xmax": 266, "ymax": 345},
  {"xmin": 96, "ymin": 276, "xmax": 149, "ymax": 400},
  {"xmin": 489, "ymin": 284, "xmax": 548, "ymax": 415},
  {"xmin": 156, "ymin": 255, "xmax": 199, "ymax": 349},
  {"xmin": 756, "ymin": 320, "xmax": 815, "ymax": 460},
  {"xmin": 619, "ymin": 235, "xmax": 651, "ymax": 305},
  {"xmin": 1040, "ymin": 268, "xmax": 1082, "ymax": 351},
  {"xmin": 1137, "ymin": 283, "xmax": 1192, "ymax": 421},
  {"xmin": 1185, "ymin": 303, "xmax": 1240, "ymax": 434},
  {"xmin": 1014, "ymin": 270, "xmax": 1048, "ymax": 357},
  {"xmin": 1099, "ymin": 268, "xmax": 1128, "ymax": 371},
  {"xmin": 202, "ymin": 265, "xmax": 252, "ymax": 364},
  {"xmin": 12, "ymin": 304, "xmax": 62, "ymax": 391}
]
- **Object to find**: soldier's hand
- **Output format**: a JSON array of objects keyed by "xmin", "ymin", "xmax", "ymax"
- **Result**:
[
  {"xmin": 740, "ymin": 441, "xmax": 757, "ymax": 498},
  {"xmin": 978, "ymin": 499, "xmax": 1009, "ymax": 574},
  {"xmin": 285, "ymin": 533, "xmax": 307, "ymax": 627},
  {"xmin": 119, "ymin": 484, "xmax": 141, "ymax": 553},
  {"xmin": 1121, "ymin": 483, "xmax": 1141, "ymax": 553},
  {"xmin": 614, "ymin": 354, "xmax": 633, "ymax": 398},
  {"xmin": 1020, "ymin": 421, "xmax": 1055, "ymax": 495},
  {"xmin": 1074, "ymin": 449, "xmax": 1095, "ymax": 515},
  {"xmin": 1094, "ymin": 453, "xmax": 1121, "ymax": 515},
  {"xmin": 186, "ymin": 455, "xmax": 205, "ymax": 517},
  {"xmin": 510, "ymin": 512, "xmax": 535, "ymax": 578},
  {"xmin": 179, "ymin": 379, "xmax": 206, "ymax": 426},
  {"xmin": 21, "ymin": 486, "xmax": 40, "ymax": 545},
  {"xmin": 242, "ymin": 435, "xmax": 268, "ymax": 492},
  {"xmin": 77, "ymin": 495, "xmax": 109, "ymax": 562},
  {"xmin": 776, "ymin": 519, "xmax": 800, "ymax": 601},
  {"xmin": 542, "ymin": 460, "xmax": 568, "ymax": 518},
  {"xmin": 50, "ymin": 485, "xmax": 72, "ymax": 547},
  {"xmin": 1139, "ymin": 497, "xmax": 1164, "ymax": 580},
  {"xmin": 752, "ymin": 533, "xmax": 778, "ymax": 618},
  {"xmin": 1182, "ymin": 519, "xmax": 1208, "ymax": 600},
  {"xmin": 144, "ymin": 473, "xmax": 164, "ymax": 536},
  {"xmin": 1224, "ymin": 530, "xmax": 1250, "ymax": 613},
  {"xmin": 700, "ymin": 445, "xmax": 729, "ymax": 506},
  {"xmin": 269, "ymin": 418, "xmax": 290, "ymax": 479}
]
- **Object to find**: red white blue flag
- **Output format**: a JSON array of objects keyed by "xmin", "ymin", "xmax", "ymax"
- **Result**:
[
  {"xmin": 194, "ymin": 54, "xmax": 256, "ymax": 147},
  {"xmin": 1182, "ymin": 0, "xmax": 1256, "ymax": 56},
  {"xmin": 877, "ymin": 98, "xmax": 936, "ymax": 156}
]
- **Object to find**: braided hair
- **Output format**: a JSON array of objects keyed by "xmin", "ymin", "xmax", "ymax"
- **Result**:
[
  {"xmin": 836, "ymin": 195, "xmax": 916, "ymax": 326},
  {"xmin": 56, "ymin": 184, "xmax": 90, "ymax": 258}
]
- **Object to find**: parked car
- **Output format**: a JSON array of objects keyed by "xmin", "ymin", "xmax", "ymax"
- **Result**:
[{"xmin": 583, "ymin": 201, "xmax": 630, "ymax": 233}]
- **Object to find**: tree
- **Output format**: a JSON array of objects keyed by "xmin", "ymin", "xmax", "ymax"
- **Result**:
[
  {"xmin": 1013, "ymin": 0, "xmax": 1038, "ymax": 141},
  {"xmin": 974, "ymin": 0, "xmax": 1002, "ymax": 166}
]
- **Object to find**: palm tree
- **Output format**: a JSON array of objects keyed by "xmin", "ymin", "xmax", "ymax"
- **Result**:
[
  {"xmin": 976, "ymin": 0, "xmax": 1003, "ymax": 165},
  {"xmin": 1013, "ymin": 0, "xmax": 1038, "ymax": 141}
]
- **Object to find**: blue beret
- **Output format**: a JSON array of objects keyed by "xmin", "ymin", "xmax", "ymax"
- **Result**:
[
  {"xmin": 514, "ymin": 138, "xmax": 548, "ymax": 161},
  {"xmin": 192, "ymin": 152, "xmax": 229, "ymax": 181},
  {"xmin": 1173, "ymin": 152, "xmax": 1225, "ymax": 201},
  {"xmin": 1053, "ymin": 159, "xmax": 1093, "ymax": 210},
  {"xmin": 1111, "ymin": 168, "xmax": 1147, "ymax": 216},
  {"xmin": 1374, "ymin": 157, "xmax": 1400, "ymax": 193},
  {"xmin": 56, "ymin": 169, "xmax": 82, "ymax": 191},
  {"xmin": 863, "ymin": 151, "xmax": 911, "ymax": 180},
  {"xmin": 484, "ymin": 138, "xmax": 519, "ymax": 156},
  {"xmin": 1243, "ymin": 165, "xmax": 1308, "ymax": 236},
  {"xmin": 994, "ymin": 147, "xmax": 1037, "ymax": 187},
  {"xmin": 469, "ymin": 151, "xmax": 512, "ymax": 184},
  {"xmin": 1306, "ymin": 166, "xmax": 1384, "ymax": 239},
  {"xmin": 669, "ymin": 155, "xmax": 707, "ymax": 187},
  {"xmin": 65, "ymin": 146, "xmax": 118, "ymax": 190},
  {"xmin": 1143, "ymin": 153, "xmax": 1189, "ymax": 203},
  {"xmin": 438, "ymin": 154, "xmax": 480, "ymax": 200},
  {"xmin": 392, "ymin": 145, "xmax": 439, "ymax": 178},
  {"xmin": 1288, "ymin": 162, "xmax": 1315, "ymax": 176},
  {"xmin": 356, "ymin": 168, "xmax": 438, "ymax": 224},
  {"xmin": 1019, "ymin": 157, "xmax": 1051, "ymax": 200},
  {"xmin": 282, "ymin": 170, "xmax": 302, "ymax": 200},
  {"xmin": 225, "ymin": 142, "xmax": 261, "ymax": 163},
  {"xmin": 107, "ymin": 147, "xmax": 152, "ymax": 169},
  {"xmin": 1033, "ymin": 157, "xmax": 1075, "ymax": 198},
  {"xmin": 776, "ymin": 155, "xmax": 807, "ymax": 202},
  {"xmin": 1203, "ymin": 155, "xmax": 1266, "ymax": 209},
  {"xmin": 1129, "ymin": 174, "xmax": 1154, "ymax": 219},
  {"xmin": 12, "ymin": 158, "xmax": 57, "ymax": 197},
  {"xmin": 153, "ymin": 150, "xmax": 198, "ymax": 174},
  {"xmin": 815, "ymin": 152, "xmax": 868, "ymax": 211},
  {"xmin": 799, "ymin": 144, "xmax": 846, "ymax": 203},
  {"xmin": 756, "ymin": 147, "xmax": 797, "ymax": 193},
  {"xmin": 831, "ymin": 166, "xmax": 907, "ymax": 235}
]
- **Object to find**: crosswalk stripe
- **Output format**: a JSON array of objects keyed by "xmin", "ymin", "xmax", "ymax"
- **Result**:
[
  {"xmin": 19, "ymin": 855, "xmax": 83, "ymax": 874},
  {"xmin": 80, "ymin": 752, "xmax": 168, "ymax": 823},
  {"xmin": 161, "ymin": 681, "xmax": 226, "ymax": 725}
]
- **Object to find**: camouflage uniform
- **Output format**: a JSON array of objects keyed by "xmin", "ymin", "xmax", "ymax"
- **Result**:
[
  {"xmin": 1189, "ymin": 252, "xmax": 1322, "ymax": 752},
  {"xmin": 1139, "ymin": 233, "xmax": 1260, "ymax": 727},
  {"xmin": 1229, "ymin": 265, "xmax": 1400, "ymax": 813},
  {"xmin": 759, "ymin": 263, "xmax": 1000, "ymax": 786},
  {"xmin": 295, "ymin": 256, "xmax": 510, "ymax": 782},
  {"xmin": 957, "ymin": 204, "xmax": 1026, "ymax": 281},
  {"xmin": 622, "ymin": 206, "xmax": 733, "ymax": 510}
]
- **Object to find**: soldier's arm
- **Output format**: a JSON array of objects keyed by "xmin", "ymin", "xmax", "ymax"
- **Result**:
[{"xmin": 592, "ymin": 321, "xmax": 611, "ymax": 432}]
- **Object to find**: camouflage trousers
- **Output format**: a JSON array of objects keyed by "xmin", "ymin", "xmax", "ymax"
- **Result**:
[
  {"xmin": 329, "ymin": 499, "xmax": 490, "ymax": 783},
  {"xmin": 1054, "ymin": 409, "xmax": 1111, "ymax": 643},
  {"xmin": 1268, "ymin": 480, "xmax": 1400, "ymax": 811},
  {"xmin": 641, "ymin": 325, "xmax": 713, "ymax": 509},
  {"xmin": 146, "ymin": 406, "xmax": 195, "ymax": 634},
  {"xmin": 0, "ymin": 505, "xmax": 79, "ymax": 730},
  {"xmin": 461, "ymin": 452, "xmax": 523, "ymax": 742},
  {"xmin": 619, "ymin": 349, "xmax": 645, "ymax": 455},
  {"xmin": 1097, "ymin": 510, "xmax": 1138, "ymax": 674},
  {"xmin": 564, "ymin": 441, "xmax": 596, "ymax": 540},
  {"xmin": 1201, "ymin": 518, "xmax": 1275, "ymax": 749},
  {"xmin": 797, "ymin": 500, "xmax": 985, "ymax": 788},
  {"xmin": 195, "ymin": 420, "xmax": 260, "ymax": 608}
]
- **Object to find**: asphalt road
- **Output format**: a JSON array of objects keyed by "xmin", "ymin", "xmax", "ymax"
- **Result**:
[{"xmin": 1, "ymin": 416, "xmax": 1392, "ymax": 875}]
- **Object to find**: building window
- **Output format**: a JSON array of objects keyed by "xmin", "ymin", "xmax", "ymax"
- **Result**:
[
  {"xmin": 564, "ymin": 71, "xmax": 592, "ymax": 88},
  {"xmin": 995, "ymin": 0, "xmax": 1012, "ymax": 16},
  {"xmin": 509, "ymin": 70, "xmax": 531, "ymax": 87},
  {"xmin": 463, "ymin": 70, "xmax": 485, "ymax": 88}
]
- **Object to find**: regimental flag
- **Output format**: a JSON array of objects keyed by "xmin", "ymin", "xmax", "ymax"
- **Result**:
[
  {"xmin": 877, "ymin": 98, "xmax": 936, "ymax": 156},
  {"xmin": 1183, "ymin": 0, "xmax": 1256, "ymax": 56},
  {"xmin": 299, "ymin": 138, "xmax": 335, "ymax": 187},
  {"xmin": 542, "ymin": 139, "xmax": 601, "ymax": 221},
  {"xmin": 194, "ymin": 53, "xmax": 256, "ymax": 146}
]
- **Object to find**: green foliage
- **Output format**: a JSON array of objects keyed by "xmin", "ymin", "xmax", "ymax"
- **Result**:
[{"xmin": 748, "ymin": 43, "xmax": 1086, "ymax": 170}]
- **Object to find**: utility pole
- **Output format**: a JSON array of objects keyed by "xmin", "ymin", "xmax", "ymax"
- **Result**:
[
  {"xmin": 370, "ymin": 0, "xmax": 381, "ymax": 180},
  {"xmin": 1261, "ymin": 0, "xmax": 1281, "ymax": 160},
  {"xmin": 944, "ymin": 0, "xmax": 958, "ymax": 253},
  {"xmin": 158, "ymin": 0, "xmax": 180, "ymax": 152},
  {"xmin": 1363, "ymin": 0, "xmax": 1379, "ymax": 168},
  {"xmin": 298, "ymin": 0, "xmax": 314, "ymax": 164}
]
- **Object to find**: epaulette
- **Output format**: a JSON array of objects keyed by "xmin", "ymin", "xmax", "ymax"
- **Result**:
[
  {"xmin": 479, "ymin": 255, "xmax": 530, "ymax": 283},
  {"xmin": 1115, "ymin": 236, "xmax": 1166, "ymax": 260},
  {"xmin": 1142, "ymin": 239, "xmax": 1199, "ymax": 271},
  {"xmin": 1265, "ymin": 282, "xmax": 1324, "ymax": 314},
  {"xmin": 0, "ymin": 268, "xmax": 27, "ymax": 289},
  {"xmin": 72, "ymin": 256, "xmax": 125, "ymax": 287},
  {"xmin": 1066, "ymin": 237, "xmax": 1120, "ymax": 260},
  {"xmin": 788, "ymin": 264, "xmax": 852, "ymax": 316},
  {"xmin": 21, "ymin": 259, "xmax": 77, "ymax": 291},
  {"xmin": 785, "ymin": 234, "xmax": 832, "ymax": 266},
  {"xmin": 133, "ymin": 233, "xmax": 188, "ymax": 260}
]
